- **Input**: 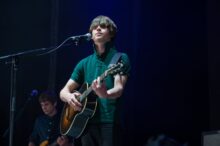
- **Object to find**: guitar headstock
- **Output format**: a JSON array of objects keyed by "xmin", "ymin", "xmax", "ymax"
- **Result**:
[{"xmin": 105, "ymin": 62, "xmax": 124, "ymax": 76}]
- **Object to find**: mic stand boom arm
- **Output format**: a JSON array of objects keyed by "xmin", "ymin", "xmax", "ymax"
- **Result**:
[
  {"xmin": 0, "ymin": 47, "xmax": 50, "ymax": 146},
  {"xmin": 0, "ymin": 34, "xmax": 89, "ymax": 146},
  {"xmin": 0, "ymin": 38, "xmax": 72, "ymax": 146}
]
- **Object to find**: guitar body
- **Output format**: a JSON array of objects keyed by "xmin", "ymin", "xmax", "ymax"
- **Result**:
[
  {"xmin": 60, "ymin": 83, "xmax": 97, "ymax": 138},
  {"xmin": 40, "ymin": 140, "xmax": 57, "ymax": 146},
  {"xmin": 40, "ymin": 140, "xmax": 49, "ymax": 146}
]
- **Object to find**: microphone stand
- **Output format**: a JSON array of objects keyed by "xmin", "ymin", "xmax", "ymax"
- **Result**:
[
  {"xmin": 0, "ymin": 37, "xmax": 75, "ymax": 146},
  {"xmin": 2, "ymin": 89, "xmax": 37, "ymax": 141},
  {"xmin": 8, "ymin": 56, "xmax": 17, "ymax": 146},
  {"xmin": 0, "ymin": 47, "xmax": 49, "ymax": 146}
]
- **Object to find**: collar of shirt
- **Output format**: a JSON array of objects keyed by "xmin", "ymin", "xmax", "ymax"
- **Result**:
[{"xmin": 93, "ymin": 41, "xmax": 115, "ymax": 60}]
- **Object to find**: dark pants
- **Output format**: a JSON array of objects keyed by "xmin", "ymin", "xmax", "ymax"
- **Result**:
[{"xmin": 81, "ymin": 123, "xmax": 121, "ymax": 146}]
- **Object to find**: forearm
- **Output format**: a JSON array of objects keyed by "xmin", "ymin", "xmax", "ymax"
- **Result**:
[
  {"xmin": 28, "ymin": 142, "xmax": 35, "ymax": 146},
  {"xmin": 60, "ymin": 79, "xmax": 79, "ymax": 103},
  {"xmin": 60, "ymin": 88, "xmax": 72, "ymax": 103},
  {"xmin": 106, "ymin": 85, "xmax": 123, "ymax": 99},
  {"xmin": 93, "ymin": 75, "xmax": 127, "ymax": 99},
  {"xmin": 106, "ymin": 75, "xmax": 127, "ymax": 99}
]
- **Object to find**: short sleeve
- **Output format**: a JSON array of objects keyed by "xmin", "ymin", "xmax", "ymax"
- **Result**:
[
  {"xmin": 119, "ymin": 53, "xmax": 131, "ymax": 76},
  {"xmin": 71, "ymin": 60, "xmax": 85, "ymax": 85}
]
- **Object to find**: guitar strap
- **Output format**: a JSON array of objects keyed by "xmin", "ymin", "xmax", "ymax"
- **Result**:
[{"xmin": 108, "ymin": 52, "xmax": 122, "ymax": 68}]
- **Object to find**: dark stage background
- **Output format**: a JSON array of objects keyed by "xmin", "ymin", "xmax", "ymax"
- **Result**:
[{"xmin": 0, "ymin": 0, "xmax": 219, "ymax": 146}]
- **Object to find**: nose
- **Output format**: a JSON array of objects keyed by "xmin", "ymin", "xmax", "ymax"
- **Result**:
[{"xmin": 96, "ymin": 25, "xmax": 101, "ymax": 31}]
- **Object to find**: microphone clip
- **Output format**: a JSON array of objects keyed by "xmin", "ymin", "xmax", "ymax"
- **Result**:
[{"xmin": 70, "ymin": 33, "xmax": 92, "ymax": 46}]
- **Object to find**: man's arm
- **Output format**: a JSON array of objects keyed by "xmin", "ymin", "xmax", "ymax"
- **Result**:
[
  {"xmin": 28, "ymin": 142, "xmax": 35, "ymax": 146},
  {"xmin": 60, "ymin": 79, "xmax": 82, "ymax": 111},
  {"xmin": 92, "ymin": 74, "xmax": 128, "ymax": 99},
  {"xmin": 56, "ymin": 136, "xmax": 74, "ymax": 146}
]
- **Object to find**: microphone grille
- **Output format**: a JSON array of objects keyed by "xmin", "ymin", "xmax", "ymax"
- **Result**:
[
  {"xmin": 30, "ymin": 89, "xmax": 38, "ymax": 97},
  {"xmin": 85, "ymin": 33, "xmax": 92, "ymax": 41}
]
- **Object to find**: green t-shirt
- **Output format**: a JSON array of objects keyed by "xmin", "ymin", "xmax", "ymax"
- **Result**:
[{"xmin": 71, "ymin": 43, "xmax": 131, "ymax": 123}]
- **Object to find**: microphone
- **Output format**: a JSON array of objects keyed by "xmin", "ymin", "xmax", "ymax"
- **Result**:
[
  {"xmin": 30, "ymin": 89, "xmax": 38, "ymax": 97},
  {"xmin": 70, "ymin": 33, "xmax": 92, "ymax": 41}
]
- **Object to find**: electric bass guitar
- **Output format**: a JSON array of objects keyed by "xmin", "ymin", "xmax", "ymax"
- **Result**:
[
  {"xmin": 60, "ymin": 63, "xmax": 123, "ymax": 138},
  {"xmin": 40, "ymin": 140, "xmax": 57, "ymax": 146}
]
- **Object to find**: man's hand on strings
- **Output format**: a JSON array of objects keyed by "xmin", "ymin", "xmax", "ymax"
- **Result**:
[
  {"xmin": 92, "ymin": 77, "xmax": 108, "ymax": 98},
  {"xmin": 67, "ymin": 91, "xmax": 82, "ymax": 111}
]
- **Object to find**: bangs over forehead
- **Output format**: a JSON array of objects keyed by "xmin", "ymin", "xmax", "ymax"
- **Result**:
[
  {"xmin": 90, "ymin": 16, "xmax": 112, "ymax": 28},
  {"xmin": 89, "ymin": 15, "xmax": 117, "ymax": 38},
  {"xmin": 39, "ymin": 90, "xmax": 57, "ymax": 104}
]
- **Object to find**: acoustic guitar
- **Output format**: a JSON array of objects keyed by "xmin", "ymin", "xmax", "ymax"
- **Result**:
[{"xmin": 60, "ymin": 63, "xmax": 123, "ymax": 138}]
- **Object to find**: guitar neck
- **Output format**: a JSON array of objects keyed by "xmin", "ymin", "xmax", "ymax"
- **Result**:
[
  {"xmin": 79, "ymin": 72, "xmax": 106, "ymax": 102},
  {"xmin": 79, "ymin": 87, "xmax": 92, "ymax": 102}
]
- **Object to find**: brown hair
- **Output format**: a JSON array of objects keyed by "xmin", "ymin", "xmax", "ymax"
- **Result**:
[
  {"xmin": 38, "ymin": 90, "xmax": 57, "ymax": 104},
  {"xmin": 89, "ymin": 15, "xmax": 117, "ymax": 41}
]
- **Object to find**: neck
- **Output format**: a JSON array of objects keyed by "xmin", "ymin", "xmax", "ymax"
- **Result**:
[{"xmin": 95, "ymin": 43, "xmax": 106, "ymax": 55}]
